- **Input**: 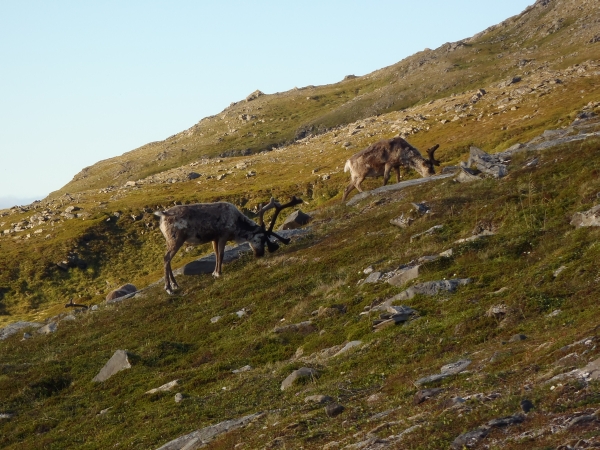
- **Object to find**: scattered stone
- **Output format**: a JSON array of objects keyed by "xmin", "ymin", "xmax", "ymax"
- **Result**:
[
  {"xmin": 0, "ymin": 321, "xmax": 41, "ymax": 341},
  {"xmin": 387, "ymin": 265, "xmax": 420, "ymax": 287},
  {"xmin": 38, "ymin": 322, "xmax": 58, "ymax": 335},
  {"xmin": 487, "ymin": 414, "xmax": 524, "ymax": 428},
  {"xmin": 411, "ymin": 202, "xmax": 430, "ymax": 214},
  {"xmin": 566, "ymin": 414, "xmax": 597, "ymax": 428},
  {"xmin": 156, "ymin": 412, "xmax": 264, "ymax": 450},
  {"xmin": 22, "ymin": 332, "xmax": 32, "ymax": 340},
  {"xmin": 210, "ymin": 316, "xmax": 221, "ymax": 324},
  {"xmin": 146, "ymin": 380, "xmax": 179, "ymax": 394},
  {"xmin": 281, "ymin": 367, "xmax": 318, "ymax": 390},
  {"xmin": 410, "ymin": 225, "xmax": 443, "ymax": 242},
  {"xmin": 273, "ymin": 321, "xmax": 316, "ymax": 334},
  {"xmin": 548, "ymin": 309, "xmax": 561, "ymax": 317},
  {"xmin": 232, "ymin": 365, "xmax": 252, "ymax": 374},
  {"xmin": 451, "ymin": 427, "xmax": 489, "ymax": 449},
  {"xmin": 487, "ymin": 304, "xmax": 510, "ymax": 319},
  {"xmin": 389, "ymin": 214, "xmax": 414, "ymax": 228},
  {"xmin": 332, "ymin": 341, "xmax": 362, "ymax": 357},
  {"xmin": 187, "ymin": 172, "xmax": 201, "ymax": 180},
  {"xmin": 520, "ymin": 399, "xmax": 534, "ymax": 413},
  {"xmin": 305, "ymin": 395, "xmax": 333, "ymax": 404},
  {"xmin": 509, "ymin": 334, "xmax": 527, "ymax": 342},
  {"xmin": 553, "ymin": 265, "xmax": 567, "ymax": 277},
  {"xmin": 390, "ymin": 278, "xmax": 472, "ymax": 303},
  {"xmin": 454, "ymin": 166, "xmax": 483, "ymax": 183},
  {"xmin": 92, "ymin": 350, "xmax": 132, "ymax": 382},
  {"xmin": 468, "ymin": 146, "xmax": 508, "ymax": 178},
  {"xmin": 0, "ymin": 413, "xmax": 14, "ymax": 420},
  {"xmin": 97, "ymin": 407, "xmax": 111, "ymax": 416},
  {"xmin": 413, "ymin": 388, "xmax": 444, "ymax": 405},
  {"xmin": 106, "ymin": 284, "xmax": 137, "ymax": 302},
  {"xmin": 441, "ymin": 359, "xmax": 472, "ymax": 375},
  {"xmin": 363, "ymin": 272, "xmax": 382, "ymax": 283},
  {"xmin": 174, "ymin": 393, "xmax": 184, "ymax": 403},
  {"xmin": 363, "ymin": 266, "xmax": 374, "ymax": 274},
  {"xmin": 325, "ymin": 402, "xmax": 345, "ymax": 418},
  {"xmin": 245, "ymin": 90, "xmax": 264, "ymax": 102},
  {"xmin": 571, "ymin": 204, "xmax": 600, "ymax": 227},
  {"xmin": 279, "ymin": 210, "xmax": 311, "ymax": 230}
]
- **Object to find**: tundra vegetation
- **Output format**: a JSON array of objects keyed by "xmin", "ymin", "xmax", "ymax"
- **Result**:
[{"xmin": 1, "ymin": 1, "xmax": 600, "ymax": 448}]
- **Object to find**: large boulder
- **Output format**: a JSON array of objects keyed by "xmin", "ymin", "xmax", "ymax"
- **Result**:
[
  {"xmin": 278, "ymin": 210, "xmax": 311, "ymax": 230},
  {"xmin": 468, "ymin": 147, "xmax": 508, "ymax": 178}
]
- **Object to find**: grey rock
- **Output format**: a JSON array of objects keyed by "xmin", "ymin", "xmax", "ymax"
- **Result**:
[
  {"xmin": 0, "ymin": 413, "xmax": 14, "ymax": 419},
  {"xmin": 146, "ymin": 380, "xmax": 179, "ymax": 394},
  {"xmin": 346, "ymin": 173, "xmax": 454, "ymax": 206},
  {"xmin": 245, "ymin": 90, "xmax": 264, "ymax": 102},
  {"xmin": 567, "ymin": 414, "xmax": 596, "ymax": 428},
  {"xmin": 332, "ymin": 341, "xmax": 362, "ymax": 357},
  {"xmin": 210, "ymin": 316, "xmax": 221, "ymax": 323},
  {"xmin": 410, "ymin": 225, "xmax": 443, "ymax": 242},
  {"xmin": 305, "ymin": 395, "xmax": 333, "ymax": 404},
  {"xmin": 411, "ymin": 202, "xmax": 430, "ymax": 214},
  {"xmin": 273, "ymin": 321, "xmax": 316, "ymax": 334},
  {"xmin": 92, "ymin": 350, "xmax": 132, "ymax": 382},
  {"xmin": 520, "ymin": 399, "xmax": 534, "ymax": 413},
  {"xmin": 279, "ymin": 210, "xmax": 311, "ymax": 230},
  {"xmin": 414, "ymin": 373, "xmax": 450, "ymax": 386},
  {"xmin": 387, "ymin": 265, "xmax": 420, "ymax": 287},
  {"xmin": 441, "ymin": 359, "xmax": 471, "ymax": 375},
  {"xmin": 183, "ymin": 259, "xmax": 217, "ymax": 275},
  {"xmin": 487, "ymin": 414, "xmax": 524, "ymax": 428},
  {"xmin": 187, "ymin": 172, "xmax": 201, "ymax": 180},
  {"xmin": 325, "ymin": 402, "xmax": 345, "ymax": 417},
  {"xmin": 156, "ymin": 412, "xmax": 264, "ymax": 450},
  {"xmin": 105, "ymin": 284, "xmax": 137, "ymax": 303},
  {"xmin": 468, "ymin": 147, "xmax": 508, "ymax": 178},
  {"xmin": 451, "ymin": 427, "xmax": 489, "ymax": 449},
  {"xmin": 174, "ymin": 393, "xmax": 184, "ymax": 403},
  {"xmin": 454, "ymin": 166, "xmax": 483, "ymax": 183},
  {"xmin": 389, "ymin": 214, "xmax": 414, "ymax": 228},
  {"xmin": 413, "ymin": 388, "xmax": 444, "ymax": 405},
  {"xmin": 0, "ymin": 321, "xmax": 41, "ymax": 341},
  {"xmin": 553, "ymin": 265, "xmax": 567, "ymax": 277},
  {"xmin": 38, "ymin": 322, "xmax": 58, "ymax": 335},
  {"xmin": 232, "ymin": 365, "xmax": 252, "ymax": 374},
  {"xmin": 571, "ymin": 204, "xmax": 600, "ymax": 227},
  {"xmin": 281, "ymin": 367, "xmax": 318, "ymax": 390},
  {"xmin": 509, "ymin": 334, "xmax": 527, "ymax": 342},
  {"xmin": 363, "ymin": 272, "xmax": 382, "ymax": 283}
]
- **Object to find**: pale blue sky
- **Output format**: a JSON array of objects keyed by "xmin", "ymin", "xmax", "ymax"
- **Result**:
[{"xmin": 0, "ymin": 0, "xmax": 533, "ymax": 208}]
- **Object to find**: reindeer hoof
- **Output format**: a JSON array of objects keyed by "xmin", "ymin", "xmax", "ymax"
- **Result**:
[
  {"xmin": 212, "ymin": 271, "xmax": 221, "ymax": 278},
  {"xmin": 165, "ymin": 288, "xmax": 174, "ymax": 295}
]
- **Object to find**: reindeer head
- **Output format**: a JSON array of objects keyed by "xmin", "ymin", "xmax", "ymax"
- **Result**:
[
  {"xmin": 423, "ymin": 144, "xmax": 441, "ymax": 175},
  {"xmin": 254, "ymin": 196, "xmax": 303, "ymax": 257}
]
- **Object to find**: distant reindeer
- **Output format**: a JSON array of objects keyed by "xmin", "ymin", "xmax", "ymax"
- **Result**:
[
  {"xmin": 154, "ymin": 196, "xmax": 302, "ymax": 294},
  {"xmin": 342, "ymin": 137, "xmax": 440, "ymax": 202}
]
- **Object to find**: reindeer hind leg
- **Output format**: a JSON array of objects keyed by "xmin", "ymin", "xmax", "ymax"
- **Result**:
[{"xmin": 164, "ymin": 236, "xmax": 185, "ymax": 294}]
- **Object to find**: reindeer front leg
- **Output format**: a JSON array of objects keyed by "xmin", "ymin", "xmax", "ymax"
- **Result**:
[
  {"xmin": 212, "ymin": 238, "xmax": 227, "ymax": 277},
  {"xmin": 394, "ymin": 166, "xmax": 401, "ymax": 183},
  {"xmin": 383, "ymin": 165, "xmax": 392, "ymax": 186},
  {"xmin": 163, "ymin": 236, "xmax": 185, "ymax": 294}
]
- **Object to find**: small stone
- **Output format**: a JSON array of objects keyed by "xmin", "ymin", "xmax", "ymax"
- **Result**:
[
  {"xmin": 232, "ymin": 365, "xmax": 253, "ymax": 374},
  {"xmin": 325, "ymin": 402, "xmax": 345, "ymax": 417},
  {"xmin": 520, "ymin": 399, "xmax": 534, "ymax": 413},
  {"xmin": 553, "ymin": 265, "xmax": 567, "ymax": 277},
  {"xmin": 92, "ymin": 350, "xmax": 132, "ymax": 382},
  {"xmin": 146, "ymin": 380, "xmax": 179, "ymax": 394},
  {"xmin": 174, "ymin": 393, "xmax": 184, "ymax": 403},
  {"xmin": 363, "ymin": 272, "xmax": 382, "ymax": 284},
  {"xmin": 305, "ymin": 395, "xmax": 333, "ymax": 404},
  {"xmin": 281, "ymin": 367, "xmax": 318, "ymax": 390},
  {"xmin": 38, "ymin": 322, "xmax": 58, "ymax": 335},
  {"xmin": 414, "ymin": 388, "xmax": 444, "ymax": 405},
  {"xmin": 22, "ymin": 332, "xmax": 32, "ymax": 340},
  {"xmin": 509, "ymin": 334, "xmax": 527, "ymax": 342}
]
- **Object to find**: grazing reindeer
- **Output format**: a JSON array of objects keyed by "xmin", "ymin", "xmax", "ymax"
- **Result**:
[
  {"xmin": 342, "ymin": 137, "xmax": 440, "ymax": 202},
  {"xmin": 154, "ymin": 196, "xmax": 303, "ymax": 294}
]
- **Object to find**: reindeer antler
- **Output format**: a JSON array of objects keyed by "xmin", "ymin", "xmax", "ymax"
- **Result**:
[
  {"xmin": 427, "ymin": 144, "xmax": 441, "ymax": 166},
  {"xmin": 256, "ymin": 196, "xmax": 303, "ymax": 244}
]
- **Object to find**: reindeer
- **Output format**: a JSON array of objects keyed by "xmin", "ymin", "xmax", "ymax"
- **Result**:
[
  {"xmin": 341, "ymin": 137, "xmax": 440, "ymax": 202},
  {"xmin": 154, "ymin": 196, "xmax": 302, "ymax": 294}
]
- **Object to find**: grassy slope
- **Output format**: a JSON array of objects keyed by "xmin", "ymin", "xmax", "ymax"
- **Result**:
[{"xmin": 1, "ymin": 0, "xmax": 600, "ymax": 448}]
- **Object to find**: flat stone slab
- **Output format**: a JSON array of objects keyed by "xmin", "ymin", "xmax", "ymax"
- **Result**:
[
  {"xmin": 332, "ymin": 340, "xmax": 362, "ymax": 357},
  {"xmin": 346, "ymin": 173, "xmax": 455, "ymax": 206},
  {"xmin": 441, "ymin": 359, "xmax": 472, "ymax": 375},
  {"xmin": 92, "ymin": 350, "xmax": 132, "ymax": 382},
  {"xmin": 387, "ymin": 265, "xmax": 420, "ymax": 287},
  {"xmin": 146, "ymin": 380, "xmax": 179, "ymax": 394},
  {"xmin": 388, "ymin": 279, "xmax": 472, "ymax": 304},
  {"xmin": 0, "ymin": 321, "xmax": 41, "ymax": 340},
  {"xmin": 156, "ymin": 412, "xmax": 264, "ymax": 450}
]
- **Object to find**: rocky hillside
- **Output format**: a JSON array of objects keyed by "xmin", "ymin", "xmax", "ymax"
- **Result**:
[
  {"xmin": 53, "ymin": 0, "xmax": 599, "ymax": 195},
  {"xmin": 1, "ymin": 0, "xmax": 600, "ymax": 448}
]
